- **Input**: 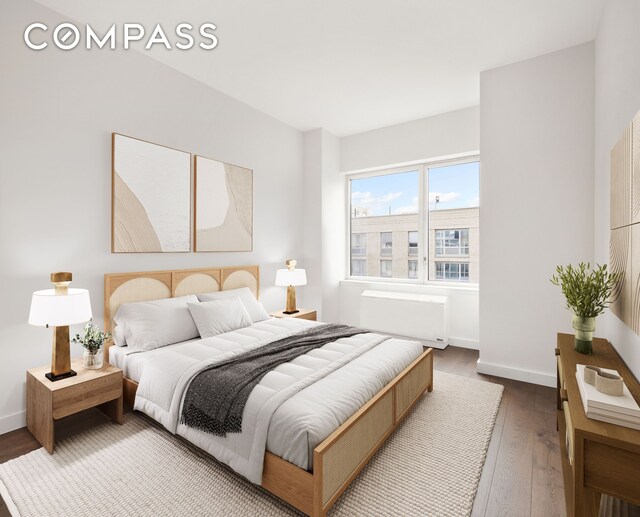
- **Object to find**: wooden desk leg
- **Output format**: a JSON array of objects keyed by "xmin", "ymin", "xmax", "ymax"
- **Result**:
[
  {"xmin": 26, "ymin": 374, "xmax": 54, "ymax": 454},
  {"xmin": 97, "ymin": 395, "xmax": 124, "ymax": 425}
]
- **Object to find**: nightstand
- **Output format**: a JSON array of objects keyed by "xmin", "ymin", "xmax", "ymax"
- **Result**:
[
  {"xmin": 26, "ymin": 358, "xmax": 123, "ymax": 453},
  {"xmin": 270, "ymin": 309, "xmax": 317, "ymax": 321}
]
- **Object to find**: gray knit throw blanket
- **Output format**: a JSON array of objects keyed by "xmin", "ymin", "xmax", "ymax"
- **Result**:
[{"xmin": 180, "ymin": 323, "xmax": 365, "ymax": 437}]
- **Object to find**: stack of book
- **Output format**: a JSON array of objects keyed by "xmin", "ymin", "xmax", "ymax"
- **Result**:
[{"xmin": 575, "ymin": 364, "xmax": 640, "ymax": 430}]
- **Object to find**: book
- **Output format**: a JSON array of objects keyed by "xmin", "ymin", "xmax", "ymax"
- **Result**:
[
  {"xmin": 576, "ymin": 377, "xmax": 640, "ymax": 429},
  {"xmin": 584, "ymin": 412, "xmax": 640, "ymax": 431},
  {"xmin": 576, "ymin": 364, "xmax": 640, "ymax": 418},
  {"xmin": 575, "ymin": 365, "xmax": 640, "ymax": 430}
]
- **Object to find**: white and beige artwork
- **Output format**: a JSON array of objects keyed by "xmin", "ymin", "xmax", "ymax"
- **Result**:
[
  {"xmin": 112, "ymin": 134, "xmax": 191, "ymax": 253},
  {"xmin": 610, "ymin": 109, "xmax": 640, "ymax": 334},
  {"xmin": 195, "ymin": 155, "xmax": 253, "ymax": 252}
]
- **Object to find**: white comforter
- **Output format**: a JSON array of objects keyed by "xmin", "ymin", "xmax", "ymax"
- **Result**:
[{"xmin": 133, "ymin": 318, "xmax": 423, "ymax": 484}]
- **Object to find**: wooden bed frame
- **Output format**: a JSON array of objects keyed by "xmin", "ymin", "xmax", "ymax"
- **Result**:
[{"xmin": 104, "ymin": 266, "xmax": 433, "ymax": 517}]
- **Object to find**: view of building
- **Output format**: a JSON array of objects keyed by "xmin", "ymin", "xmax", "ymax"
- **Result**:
[{"xmin": 350, "ymin": 206, "xmax": 479, "ymax": 282}]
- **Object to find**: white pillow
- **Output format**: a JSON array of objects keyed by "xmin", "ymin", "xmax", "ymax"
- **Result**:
[
  {"xmin": 187, "ymin": 298, "xmax": 252, "ymax": 338},
  {"xmin": 197, "ymin": 287, "xmax": 269, "ymax": 324},
  {"xmin": 112, "ymin": 325, "xmax": 126, "ymax": 347},
  {"xmin": 114, "ymin": 295, "xmax": 199, "ymax": 351}
]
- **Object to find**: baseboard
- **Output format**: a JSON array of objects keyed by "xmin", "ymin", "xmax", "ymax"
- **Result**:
[
  {"xmin": 476, "ymin": 359, "xmax": 556, "ymax": 388},
  {"xmin": 448, "ymin": 337, "xmax": 479, "ymax": 350},
  {"xmin": 0, "ymin": 410, "xmax": 26, "ymax": 435}
]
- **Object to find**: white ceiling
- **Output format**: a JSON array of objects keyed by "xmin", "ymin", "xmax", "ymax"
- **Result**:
[{"xmin": 36, "ymin": 0, "xmax": 605, "ymax": 136}]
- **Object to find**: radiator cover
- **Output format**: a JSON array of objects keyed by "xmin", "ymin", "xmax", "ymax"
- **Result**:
[{"xmin": 360, "ymin": 290, "xmax": 449, "ymax": 346}]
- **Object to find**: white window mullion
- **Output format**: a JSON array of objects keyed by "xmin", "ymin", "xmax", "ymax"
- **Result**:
[{"xmin": 418, "ymin": 164, "xmax": 426, "ymax": 283}]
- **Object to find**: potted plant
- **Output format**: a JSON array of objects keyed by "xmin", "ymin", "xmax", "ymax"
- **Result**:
[
  {"xmin": 550, "ymin": 263, "xmax": 620, "ymax": 354},
  {"xmin": 72, "ymin": 323, "xmax": 111, "ymax": 369}
]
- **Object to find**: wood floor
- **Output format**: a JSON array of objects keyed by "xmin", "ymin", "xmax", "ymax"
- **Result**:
[{"xmin": 0, "ymin": 346, "xmax": 564, "ymax": 517}]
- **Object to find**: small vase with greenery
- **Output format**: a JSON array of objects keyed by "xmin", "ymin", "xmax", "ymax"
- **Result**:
[
  {"xmin": 550, "ymin": 263, "xmax": 620, "ymax": 354},
  {"xmin": 72, "ymin": 323, "xmax": 111, "ymax": 369}
]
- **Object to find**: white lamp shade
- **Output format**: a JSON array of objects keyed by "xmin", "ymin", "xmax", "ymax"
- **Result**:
[
  {"xmin": 28, "ymin": 288, "xmax": 93, "ymax": 327},
  {"xmin": 275, "ymin": 269, "xmax": 307, "ymax": 287}
]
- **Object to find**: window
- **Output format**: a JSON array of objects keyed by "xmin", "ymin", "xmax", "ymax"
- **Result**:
[
  {"xmin": 380, "ymin": 260, "xmax": 392, "ymax": 277},
  {"xmin": 408, "ymin": 260, "xmax": 418, "ymax": 279},
  {"xmin": 349, "ymin": 170, "xmax": 419, "ymax": 279},
  {"xmin": 427, "ymin": 160, "xmax": 479, "ymax": 282},
  {"xmin": 408, "ymin": 231, "xmax": 418, "ymax": 256},
  {"xmin": 380, "ymin": 232, "xmax": 393, "ymax": 256},
  {"xmin": 435, "ymin": 229, "xmax": 469, "ymax": 256},
  {"xmin": 351, "ymin": 259, "xmax": 367, "ymax": 276},
  {"xmin": 348, "ymin": 159, "xmax": 479, "ymax": 283},
  {"xmin": 351, "ymin": 233, "xmax": 366, "ymax": 257},
  {"xmin": 435, "ymin": 262, "xmax": 469, "ymax": 281}
]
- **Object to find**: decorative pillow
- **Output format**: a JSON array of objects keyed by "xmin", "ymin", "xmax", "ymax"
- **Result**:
[
  {"xmin": 112, "ymin": 325, "xmax": 127, "ymax": 347},
  {"xmin": 187, "ymin": 298, "xmax": 252, "ymax": 338},
  {"xmin": 114, "ymin": 295, "xmax": 199, "ymax": 352},
  {"xmin": 197, "ymin": 287, "xmax": 269, "ymax": 324}
]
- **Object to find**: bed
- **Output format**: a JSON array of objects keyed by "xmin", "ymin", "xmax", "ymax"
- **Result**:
[{"xmin": 104, "ymin": 266, "xmax": 433, "ymax": 517}]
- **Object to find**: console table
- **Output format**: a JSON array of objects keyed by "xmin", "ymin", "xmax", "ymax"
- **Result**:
[{"xmin": 556, "ymin": 333, "xmax": 640, "ymax": 516}]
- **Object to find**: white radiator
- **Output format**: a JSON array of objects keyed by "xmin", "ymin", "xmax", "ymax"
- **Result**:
[{"xmin": 360, "ymin": 290, "xmax": 449, "ymax": 346}]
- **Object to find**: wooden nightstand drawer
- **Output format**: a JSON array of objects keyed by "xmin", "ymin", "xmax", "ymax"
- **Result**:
[{"xmin": 52, "ymin": 375, "xmax": 122, "ymax": 419}]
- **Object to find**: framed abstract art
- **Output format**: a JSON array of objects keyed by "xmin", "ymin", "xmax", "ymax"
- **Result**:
[
  {"xmin": 194, "ymin": 155, "xmax": 253, "ymax": 252},
  {"xmin": 112, "ymin": 133, "xmax": 191, "ymax": 253}
]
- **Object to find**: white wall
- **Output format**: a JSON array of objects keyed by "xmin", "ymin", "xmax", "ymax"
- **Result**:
[
  {"xmin": 594, "ymin": 0, "xmax": 640, "ymax": 379},
  {"xmin": 0, "ymin": 0, "xmax": 304, "ymax": 433},
  {"xmin": 340, "ymin": 106, "xmax": 479, "ymax": 172},
  {"xmin": 302, "ymin": 131, "xmax": 324, "ymax": 315},
  {"xmin": 320, "ymin": 131, "xmax": 344, "ymax": 323},
  {"xmin": 479, "ymin": 43, "xmax": 595, "ymax": 387},
  {"xmin": 302, "ymin": 128, "xmax": 343, "ymax": 322},
  {"xmin": 338, "ymin": 107, "xmax": 480, "ymax": 348}
]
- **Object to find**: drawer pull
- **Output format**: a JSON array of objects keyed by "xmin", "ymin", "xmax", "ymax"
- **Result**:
[{"xmin": 562, "ymin": 401, "xmax": 574, "ymax": 465}]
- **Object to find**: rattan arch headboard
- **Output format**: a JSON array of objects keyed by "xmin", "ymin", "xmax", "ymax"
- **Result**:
[{"xmin": 103, "ymin": 265, "xmax": 260, "ymax": 360}]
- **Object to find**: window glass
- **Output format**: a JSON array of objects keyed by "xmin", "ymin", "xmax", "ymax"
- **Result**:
[
  {"xmin": 351, "ymin": 259, "xmax": 366, "ymax": 277},
  {"xmin": 408, "ymin": 260, "xmax": 418, "ymax": 279},
  {"xmin": 380, "ymin": 232, "xmax": 393, "ymax": 256},
  {"xmin": 348, "ymin": 160, "xmax": 479, "ymax": 283},
  {"xmin": 408, "ymin": 231, "xmax": 418, "ymax": 256},
  {"xmin": 351, "ymin": 233, "xmax": 366, "ymax": 257},
  {"xmin": 435, "ymin": 229, "xmax": 469, "ymax": 256},
  {"xmin": 380, "ymin": 260, "xmax": 392, "ymax": 277},
  {"xmin": 349, "ymin": 170, "xmax": 419, "ymax": 278},
  {"xmin": 428, "ymin": 161, "xmax": 479, "ymax": 281},
  {"xmin": 435, "ymin": 262, "xmax": 470, "ymax": 281}
]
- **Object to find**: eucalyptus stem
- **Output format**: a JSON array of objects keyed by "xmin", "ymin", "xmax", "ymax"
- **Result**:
[{"xmin": 72, "ymin": 323, "xmax": 111, "ymax": 354}]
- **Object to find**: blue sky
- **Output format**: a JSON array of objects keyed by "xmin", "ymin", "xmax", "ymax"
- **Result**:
[{"xmin": 351, "ymin": 162, "xmax": 479, "ymax": 216}]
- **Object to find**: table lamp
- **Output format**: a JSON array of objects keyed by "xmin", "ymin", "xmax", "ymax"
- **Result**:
[
  {"xmin": 28, "ymin": 272, "xmax": 92, "ymax": 381},
  {"xmin": 275, "ymin": 260, "xmax": 307, "ymax": 314}
]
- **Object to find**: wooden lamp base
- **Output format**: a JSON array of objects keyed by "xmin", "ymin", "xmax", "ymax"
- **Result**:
[
  {"xmin": 283, "ymin": 285, "xmax": 299, "ymax": 314},
  {"xmin": 46, "ymin": 274, "xmax": 76, "ymax": 382},
  {"xmin": 46, "ymin": 324, "xmax": 76, "ymax": 382}
]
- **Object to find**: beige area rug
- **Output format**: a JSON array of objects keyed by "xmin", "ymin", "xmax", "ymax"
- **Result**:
[{"xmin": 0, "ymin": 372, "xmax": 503, "ymax": 517}]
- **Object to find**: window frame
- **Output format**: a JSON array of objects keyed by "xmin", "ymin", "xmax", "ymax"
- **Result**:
[
  {"xmin": 380, "ymin": 259, "xmax": 393, "ymax": 278},
  {"xmin": 435, "ymin": 261, "xmax": 470, "ymax": 281},
  {"xmin": 434, "ymin": 228, "xmax": 470, "ymax": 257},
  {"xmin": 350, "ymin": 232, "xmax": 367, "ymax": 257},
  {"xmin": 408, "ymin": 259, "xmax": 418, "ymax": 279},
  {"xmin": 380, "ymin": 231, "xmax": 393, "ymax": 256},
  {"xmin": 345, "ymin": 155, "xmax": 479, "ymax": 287},
  {"xmin": 408, "ymin": 231, "xmax": 418, "ymax": 256}
]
